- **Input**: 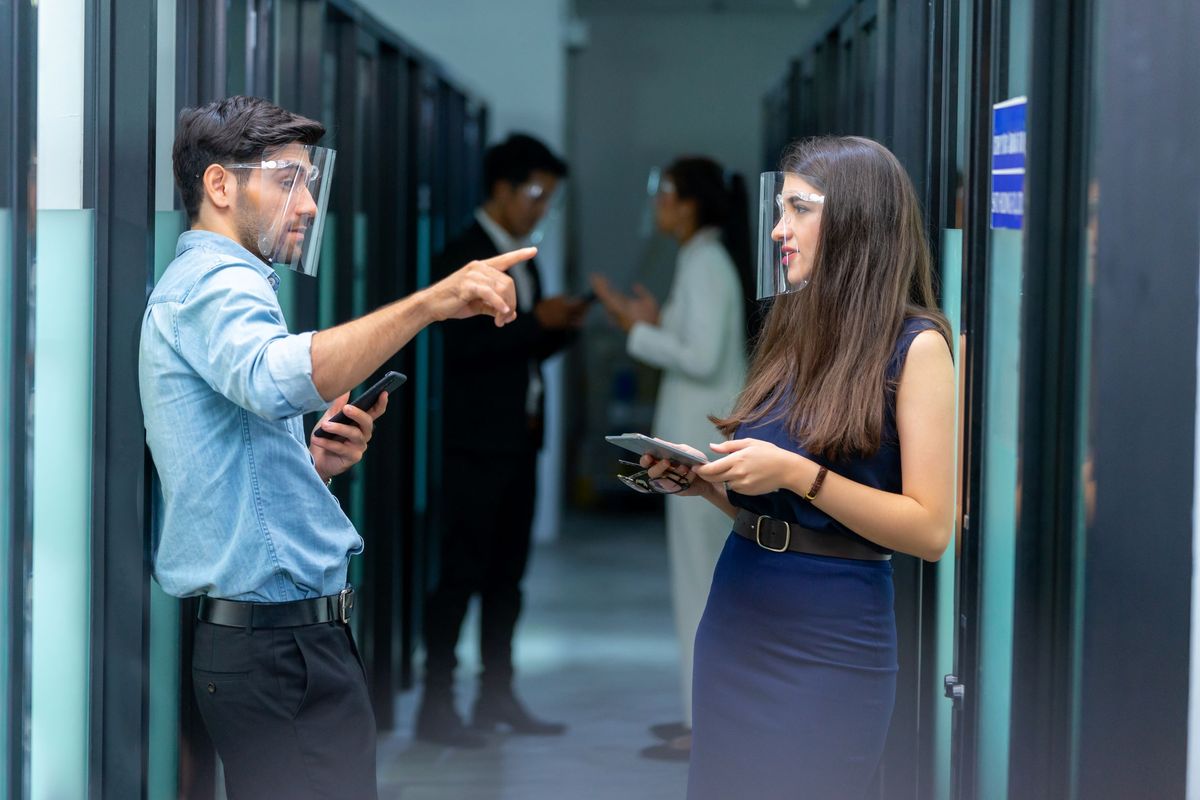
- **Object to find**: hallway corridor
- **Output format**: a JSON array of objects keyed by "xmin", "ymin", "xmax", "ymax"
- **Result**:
[{"xmin": 377, "ymin": 511, "xmax": 692, "ymax": 799}]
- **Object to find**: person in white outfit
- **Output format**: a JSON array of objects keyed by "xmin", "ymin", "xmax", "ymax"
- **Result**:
[{"xmin": 592, "ymin": 156, "xmax": 749, "ymax": 761}]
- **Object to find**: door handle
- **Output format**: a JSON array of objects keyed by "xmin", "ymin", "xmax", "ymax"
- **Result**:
[{"xmin": 944, "ymin": 674, "xmax": 966, "ymax": 704}]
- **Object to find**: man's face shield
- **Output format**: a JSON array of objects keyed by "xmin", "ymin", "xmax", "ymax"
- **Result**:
[
  {"xmin": 756, "ymin": 171, "xmax": 825, "ymax": 299},
  {"xmin": 226, "ymin": 144, "xmax": 336, "ymax": 277},
  {"xmin": 504, "ymin": 172, "xmax": 561, "ymax": 243}
]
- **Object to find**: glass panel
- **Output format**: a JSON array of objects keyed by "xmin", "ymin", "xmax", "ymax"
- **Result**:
[
  {"xmin": 977, "ymin": 1, "xmax": 1033, "ymax": 794},
  {"xmin": 154, "ymin": 212, "xmax": 188, "ymax": 282},
  {"xmin": 147, "ymin": 581, "xmax": 180, "ymax": 800},
  {"xmin": 936, "ymin": 228, "xmax": 964, "ymax": 800},
  {"xmin": 978, "ymin": 226, "xmax": 1022, "ymax": 800},
  {"xmin": 414, "ymin": 201, "xmax": 432, "ymax": 515},
  {"xmin": 345, "ymin": 53, "xmax": 372, "ymax": 597},
  {"xmin": 938, "ymin": 5, "xmax": 972, "ymax": 799},
  {"xmin": 149, "ymin": 0, "xmax": 183, "ymax": 790},
  {"xmin": 346, "ymin": 210, "xmax": 369, "ymax": 595},
  {"xmin": 29, "ymin": 208, "xmax": 95, "ymax": 800},
  {"xmin": 0, "ymin": 204, "xmax": 11, "ymax": 800},
  {"xmin": 317, "ymin": 215, "xmax": 338, "ymax": 329},
  {"xmin": 225, "ymin": 0, "xmax": 248, "ymax": 95},
  {"xmin": 148, "ymin": 215, "xmax": 186, "ymax": 800},
  {"xmin": 1069, "ymin": 10, "xmax": 1103, "ymax": 797}
]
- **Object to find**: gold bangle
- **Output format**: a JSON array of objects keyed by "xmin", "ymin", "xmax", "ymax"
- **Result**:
[{"xmin": 803, "ymin": 466, "xmax": 828, "ymax": 501}]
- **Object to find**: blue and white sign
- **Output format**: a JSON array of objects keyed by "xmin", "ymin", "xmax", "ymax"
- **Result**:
[{"xmin": 991, "ymin": 96, "xmax": 1027, "ymax": 230}]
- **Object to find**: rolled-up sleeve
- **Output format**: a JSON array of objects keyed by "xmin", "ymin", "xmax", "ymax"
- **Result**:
[{"xmin": 174, "ymin": 263, "xmax": 327, "ymax": 420}]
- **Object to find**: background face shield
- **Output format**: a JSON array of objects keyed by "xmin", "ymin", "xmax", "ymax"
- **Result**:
[
  {"xmin": 523, "ymin": 180, "xmax": 564, "ymax": 245},
  {"xmin": 229, "ymin": 145, "xmax": 336, "ymax": 277},
  {"xmin": 639, "ymin": 166, "xmax": 664, "ymax": 239},
  {"xmin": 756, "ymin": 171, "xmax": 825, "ymax": 299}
]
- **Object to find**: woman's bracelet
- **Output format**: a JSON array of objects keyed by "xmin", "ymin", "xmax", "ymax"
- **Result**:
[{"xmin": 802, "ymin": 466, "xmax": 828, "ymax": 501}]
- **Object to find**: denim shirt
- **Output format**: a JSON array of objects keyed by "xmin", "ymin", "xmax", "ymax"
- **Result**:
[{"xmin": 140, "ymin": 230, "xmax": 362, "ymax": 602}]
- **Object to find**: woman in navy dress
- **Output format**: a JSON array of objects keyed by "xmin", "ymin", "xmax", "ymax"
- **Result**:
[{"xmin": 640, "ymin": 136, "xmax": 956, "ymax": 799}]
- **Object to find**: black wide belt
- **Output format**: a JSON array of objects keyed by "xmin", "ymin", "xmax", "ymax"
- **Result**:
[
  {"xmin": 198, "ymin": 587, "xmax": 355, "ymax": 628},
  {"xmin": 733, "ymin": 510, "xmax": 891, "ymax": 561}
]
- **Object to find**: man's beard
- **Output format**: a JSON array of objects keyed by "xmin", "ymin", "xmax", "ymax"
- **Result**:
[{"xmin": 233, "ymin": 202, "xmax": 272, "ymax": 263}]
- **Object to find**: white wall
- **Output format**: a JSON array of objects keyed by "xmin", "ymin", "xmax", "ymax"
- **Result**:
[
  {"xmin": 37, "ymin": 0, "xmax": 86, "ymax": 210},
  {"xmin": 355, "ymin": 0, "xmax": 571, "ymax": 542}
]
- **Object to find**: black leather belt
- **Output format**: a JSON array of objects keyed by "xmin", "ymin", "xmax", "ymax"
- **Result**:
[
  {"xmin": 198, "ymin": 587, "xmax": 355, "ymax": 628},
  {"xmin": 733, "ymin": 510, "xmax": 891, "ymax": 561}
]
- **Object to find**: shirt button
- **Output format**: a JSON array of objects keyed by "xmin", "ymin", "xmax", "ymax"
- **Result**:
[{"xmin": 207, "ymin": 683, "xmax": 216, "ymax": 694}]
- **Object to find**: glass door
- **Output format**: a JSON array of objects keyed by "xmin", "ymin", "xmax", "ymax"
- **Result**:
[
  {"xmin": 1, "ymin": 0, "xmax": 36, "ymax": 794},
  {"xmin": 950, "ymin": 0, "xmax": 1034, "ymax": 798}
]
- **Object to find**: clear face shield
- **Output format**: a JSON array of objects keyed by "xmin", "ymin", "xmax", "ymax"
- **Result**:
[
  {"xmin": 225, "ymin": 144, "xmax": 336, "ymax": 277},
  {"xmin": 640, "ymin": 167, "xmax": 665, "ymax": 239},
  {"xmin": 507, "ymin": 175, "xmax": 563, "ymax": 246},
  {"xmin": 756, "ymin": 171, "xmax": 826, "ymax": 299}
]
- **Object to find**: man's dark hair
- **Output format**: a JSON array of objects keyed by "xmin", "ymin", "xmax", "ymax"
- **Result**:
[
  {"xmin": 483, "ymin": 134, "xmax": 568, "ymax": 197},
  {"xmin": 173, "ymin": 95, "xmax": 325, "ymax": 221}
]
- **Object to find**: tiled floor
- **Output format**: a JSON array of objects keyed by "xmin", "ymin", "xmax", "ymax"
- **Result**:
[{"xmin": 376, "ymin": 511, "xmax": 690, "ymax": 800}]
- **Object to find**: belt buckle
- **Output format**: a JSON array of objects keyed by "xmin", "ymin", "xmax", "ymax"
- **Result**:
[
  {"xmin": 337, "ymin": 587, "xmax": 354, "ymax": 624},
  {"xmin": 755, "ymin": 515, "xmax": 791, "ymax": 553}
]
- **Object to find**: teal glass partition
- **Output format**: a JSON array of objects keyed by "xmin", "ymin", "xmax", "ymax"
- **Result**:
[
  {"xmin": 0, "ymin": 206, "xmax": 12, "ymax": 800},
  {"xmin": 153, "ymin": 211, "xmax": 187, "ymax": 282},
  {"xmin": 148, "ymin": 209, "xmax": 187, "ymax": 800},
  {"xmin": 977, "ymin": 228, "xmax": 1022, "ymax": 800},
  {"xmin": 29, "ymin": 209, "xmax": 96, "ymax": 800},
  {"xmin": 147, "ymin": 581, "xmax": 180, "ymax": 800},
  {"xmin": 935, "ymin": 228, "xmax": 964, "ymax": 800},
  {"xmin": 976, "ymin": 3, "xmax": 1032, "ymax": 793}
]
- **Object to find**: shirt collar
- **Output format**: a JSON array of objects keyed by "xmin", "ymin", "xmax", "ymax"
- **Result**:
[
  {"xmin": 680, "ymin": 226, "xmax": 721, "ymax": 260},
  {"xmin": 176, "ymin": 229, "xmax": 281, "ymax": 291},
  {"xmin": 475, "ymin": 208, "xmax": 529, "ymax": 255}
]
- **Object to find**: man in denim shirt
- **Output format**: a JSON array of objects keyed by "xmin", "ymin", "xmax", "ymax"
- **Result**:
[{"xmin": 141, "ymin": 96, "xmax": 532, "ymax": 798}]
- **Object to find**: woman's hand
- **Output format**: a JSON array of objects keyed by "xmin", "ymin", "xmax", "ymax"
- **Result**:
[
  {"xmin": 590, "ymin": 275, "xmax": 660, "ymax": 332},
  {"xmin": 626, "ymin": 284, "xmax": 661, "ymax": 327},
  {"xmin": 638, "ymin": 439, "xmax": 718, "ymax": 499},
  {"xmin": 696, "ymin": 438, "xmax": 813, "ymax": 496},
  {"xmin": 310, "ymin": 391, "xmax": 388, "ymax": 482}
]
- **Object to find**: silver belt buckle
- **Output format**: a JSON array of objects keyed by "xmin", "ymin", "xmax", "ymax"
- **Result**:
[
  {"xmin": 755, "ymin": 515, "xmax": 791, "ymax": 553},
  {"xmin": 337, "ymin": 587, "xmax": 354, "ymax": 624}
]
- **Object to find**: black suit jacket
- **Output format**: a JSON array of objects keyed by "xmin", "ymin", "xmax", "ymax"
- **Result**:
[{"xmin": 434, "ymin": 221, "xmax": 576, "ymax": 454}]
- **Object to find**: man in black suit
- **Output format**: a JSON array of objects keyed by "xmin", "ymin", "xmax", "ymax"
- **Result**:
[{"xmin": 417, "ymin": 134, "xmax": 586, "ymax": 747}]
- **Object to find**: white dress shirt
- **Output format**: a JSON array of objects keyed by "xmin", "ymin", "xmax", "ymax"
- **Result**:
[{"xmin": 475, "ymin": 208, "xmax": 543, "ymax": 416}]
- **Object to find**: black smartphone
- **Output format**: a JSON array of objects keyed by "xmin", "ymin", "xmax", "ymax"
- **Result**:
[
  {"xmin": 579, "ymin": 289, "xmax": 597, "ymax": 305},
  {"xmin": 313, "ymin": 371, "xmax": 407, "ymax": 440}
]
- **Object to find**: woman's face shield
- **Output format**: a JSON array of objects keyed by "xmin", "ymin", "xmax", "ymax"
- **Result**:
[
  {"xmin": 756, "ymin": 171, "xmax": 825, "ymax": 299},
  {"xmin": 226, "ymin": 143, "xmax": 336, "ymax": 277}
]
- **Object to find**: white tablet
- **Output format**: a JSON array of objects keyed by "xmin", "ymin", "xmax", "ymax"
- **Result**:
[{"xmin": 604, "ymin": 433, "xmax": 709, "ymax": 467}]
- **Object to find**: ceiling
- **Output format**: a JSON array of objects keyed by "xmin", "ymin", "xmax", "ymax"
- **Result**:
[{"xmin": 573, "ymin": 0, "xmax": 846, "ymax": 15}]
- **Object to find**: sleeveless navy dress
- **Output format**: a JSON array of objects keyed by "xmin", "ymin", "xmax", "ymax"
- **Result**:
[{"xmin": 686, "ymin": 317, "xmax": 937, "ymax": 800}]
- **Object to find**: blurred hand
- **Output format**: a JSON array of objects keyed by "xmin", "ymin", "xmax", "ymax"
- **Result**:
[
  {"xmin": 310, "ymin": 391, "xmax": 389, "ymax": 481},
  {"xmin": 590, "ymin": 275, "xmax": 659, "ymax": 333},
  {"xmin": 423, "ymin": 247, "xmax": 536, "ymax": 327},
  {"xmin": 535, "ymin": 295, "xmax": 588, "ymax": 330},
  {"xmin": 626, "ymin": 283, "xmax": 661, "ymax": 327}
]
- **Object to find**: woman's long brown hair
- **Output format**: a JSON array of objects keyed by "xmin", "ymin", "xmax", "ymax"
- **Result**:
[{"xmin": 712, "ymin": 136, "xmax": 951, "ymax": 460}]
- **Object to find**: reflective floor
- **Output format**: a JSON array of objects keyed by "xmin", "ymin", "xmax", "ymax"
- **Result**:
[{"xmin": 377, "ymin": 511, "xmax": 690, "ymax": 799}]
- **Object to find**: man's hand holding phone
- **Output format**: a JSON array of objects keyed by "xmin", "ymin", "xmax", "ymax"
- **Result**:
[{"xmin": 310, "ymin": 391, "xmax": 388, "ymax": 483}]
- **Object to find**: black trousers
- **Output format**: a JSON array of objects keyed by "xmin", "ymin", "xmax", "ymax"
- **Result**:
[
  {"xmin": 423, "ymin": 448, "xmax": 538, "ymax": 694},
  {"xmin": 192, "ymin": 619, "xmax": 378, "ymax": 799}
]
